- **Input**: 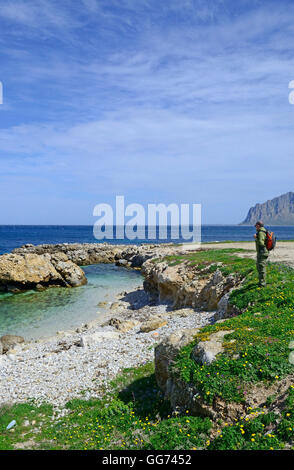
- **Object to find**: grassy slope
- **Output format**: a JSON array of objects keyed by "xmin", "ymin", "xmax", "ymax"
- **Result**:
[
  {"xmin": 173, "ymin": 251, "xmax": 294, "ymax": 404},
  {"xmin": 0, "ymin": 248, "xmax": 293, "ymax": 450}
]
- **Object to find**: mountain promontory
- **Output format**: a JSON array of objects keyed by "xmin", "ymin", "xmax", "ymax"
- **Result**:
[{"xmin": 241, "ymin": 192, "xmax": 294, "ymax": 225}]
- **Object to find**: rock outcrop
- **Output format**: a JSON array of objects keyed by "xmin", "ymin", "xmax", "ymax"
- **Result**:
[
  {"xmin": 141, "ymin": 259, "xmax": 242, "ymax": 313},
  {"xmin": 155, "ymin": 328, "xmax": 200, "ymax": 392},
  {"xmin": 241, "ymin": 191, "xmax": 294, "ymax": 225},
  {"xmin": 0, "ymin": 335, "xmax": 25, "ymax": 354},
  {"xmin": 12, "ymin": 242, "xmax": 177, "ymax": 268},
  {"xmin": 0, "ymin": 252, "xmax": 87, "ymax": 292},
  {"xmin": 49, "ymin": 253, "xmax": 87, "ymax": 287},
  {"xmin": 1, "ymin": 242, "xmax": 184, "ymax": 293},
  {"xmin": 155, "ymin": 328, "xmax": 294, "ymax": 423},
  {"xmin": 191, "ymin": 329, "xmax": 234, "ymax": 365}
]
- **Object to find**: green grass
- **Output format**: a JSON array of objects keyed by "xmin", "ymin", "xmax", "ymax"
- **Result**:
[
  {"xmin": 0, "ymin": 402, "xmax": 54, "ymax": 450},
  {"xmin": 1, "ymin": 362, "xmax": 292, "ymax": 451},
  {"xmin": 46, "ymin": 363, "xmax": 212, "ymax": 450},
  {"xmin": 155, "ymin": 248, "xmax": 255, "ymax": 275}
]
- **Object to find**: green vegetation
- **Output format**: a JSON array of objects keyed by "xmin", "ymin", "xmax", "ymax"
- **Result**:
[
  {"xmin": 0, "ymin": 402, "xmax": 54, "ymax": 450},
  {"xmin": 209, "ymin": 385, "xmax": 294, "ymax": 450},
  {"xmin": 0, "ymin": 363, "xmax": 211, "ymax": 450},
  {"xmin": 1, "ymin": 363, "xmax": 293, "ymax": 450},
  {"xmin": 172, "ymin": 253, "xmax": 294, "ymax": 405},
  {"xmin": 1, "ymin": 248, "xmax": 293, "ymax": 450},
  {"xmin": 154, "ymin": 248, "xmax": 255, "ymax": 276}
]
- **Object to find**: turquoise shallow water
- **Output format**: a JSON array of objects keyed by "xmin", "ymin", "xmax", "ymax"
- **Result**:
[{"xmin": 0, "ymin": 264, "xmax": 142, "ymax": 340}]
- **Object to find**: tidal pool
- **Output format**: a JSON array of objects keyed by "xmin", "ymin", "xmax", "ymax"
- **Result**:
[{"xmin": 0, "ymin": 264, "xmax": 142, "ymax": 340}]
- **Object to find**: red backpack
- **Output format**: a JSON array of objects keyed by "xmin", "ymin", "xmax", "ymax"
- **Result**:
[{"xmin": 265, "ymin": 230, "xmax": 276, "ymax": 251}]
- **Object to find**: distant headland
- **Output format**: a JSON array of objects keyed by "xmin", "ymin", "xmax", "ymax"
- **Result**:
[{"xmin": 241, "ymin": 192, "xmax": 294, "ymax": 225}]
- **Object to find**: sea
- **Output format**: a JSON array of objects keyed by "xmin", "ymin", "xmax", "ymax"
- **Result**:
[
  {"xmin": 1, "ymin": 224, "xmax": 294, "ymax": 255},
  {"xmin": 1, "ymin": 224, "xmax": 293, "ymax": 340}
]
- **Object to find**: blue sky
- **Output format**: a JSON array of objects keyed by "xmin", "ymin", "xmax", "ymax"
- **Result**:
[{"xmin": 0, "ymin": 0, "xmax": 294, "ymax": 224}]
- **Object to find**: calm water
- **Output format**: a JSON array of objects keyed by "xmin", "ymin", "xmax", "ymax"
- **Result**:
[
  {"xmin": 0, "ymin": 264, "xmax": 142, "ymax": 340},
  {"xmin": 0, "ymin": 225, "xmax": 294, "ymax": 255}
]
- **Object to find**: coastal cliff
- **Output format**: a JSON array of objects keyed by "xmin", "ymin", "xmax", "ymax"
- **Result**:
[{"xmin": 241, "ymin": 191, "xmax": 294, "ymax": 225}]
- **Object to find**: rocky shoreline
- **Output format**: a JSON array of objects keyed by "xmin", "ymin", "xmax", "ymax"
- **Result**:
[
  {"xmin": 12, "ymin": 241, "xmax": 181, "ymax": 268},
  {"xmin": 0, "ymin": 286, "xmax": 215, "ymax": 408},
  {"xmin": 0, "ymin": 242, "xmax": 182, "ymax": 293},
  {"xmin": 1, "ymin": 241, "xmax": 293, "ymax": 449},
  {"xmin": 0, "ymin": 241, "xmax": 232, "ymax": 409}
]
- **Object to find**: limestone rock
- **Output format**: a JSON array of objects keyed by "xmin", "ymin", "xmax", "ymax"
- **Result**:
[
  {"xmin": 142, "ymin": 260, "xmax": 241, "ymax": 312},
  {"xmin": 0, "ymin": 335, "xmax": 25, "ymax": 354},
  {"xmin": 197, "ymin": 270, "xmax": 239, "ymax": 310},
  {"xmin": 0, "ymin": 253, "xmax": 63, "ymax": 289},
  {"xmin": 130, "ymin": 254, "xmax": 151, "ymax": 268},
  {"xmin": 116, "ymin": 320, "xmax": 140, "ymax": 333},
  {"xmin": 104, "ymin": 317, "xmax": 140, "ymax": 332},
  {"xmin": 191, "ymin": 330, "xmax": 234, "ymax": 365},
  {"xmin": 140, "ymin": 317, "xmax": 168, "ymax": 333},
  {"xmin": 0, "ymin": 252, "xmax": 87, "ymax": 292},
  {"xmin": 80, "ymin": 331, "xmax": 121, "ymax": 347},
  {"xmin": 154, "ymin": 328, "xmax": 200, "ymax": 393},
  {"xmin": 48, "ymin": 253, "xmax": 87, "ymax": 287},
  {"xmin": 11, "ymin": 241, "xmax": 186, "ymax": 270},
  {"xmin": 109, "ymin": 302, "xmax": 122, "ymax": 311},
  {"xmin": 35, "ymin": 283, "xmax": 45, "ymax": 291},
  {"xmin": 107, "ymin": 317, "xmax": 122, "ymax": 328},
  {"xmin": 241, "ymin": 191, "xmax": 294, "ymax": 225},
  {"xmin": 115, "ymin": 259, "xmax": 129, "ymax": 267}
]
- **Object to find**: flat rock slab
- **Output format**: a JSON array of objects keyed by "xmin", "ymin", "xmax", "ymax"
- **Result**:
[
  {"xmin": 80, "ymin": 331, "xmax": 121, "ymax": 347},
  {"xmin": 140, "ymin": 317, "xmax": 168, "ymax": 333}
]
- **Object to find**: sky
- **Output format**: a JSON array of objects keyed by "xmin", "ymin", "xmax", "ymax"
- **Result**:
[{"xmin": 0, "ymin": 0, "xmax": 294, "ymax": 225}]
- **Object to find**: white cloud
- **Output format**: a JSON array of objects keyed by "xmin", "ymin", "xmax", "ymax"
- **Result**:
[{"xmin": 1, "ymin": 0, "xmax": 294, "ymax": 223}]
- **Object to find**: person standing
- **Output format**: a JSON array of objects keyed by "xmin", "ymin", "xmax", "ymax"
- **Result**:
[{"xmin": 254, "ymin": 220, "xmax": 269, "ymax": 287}]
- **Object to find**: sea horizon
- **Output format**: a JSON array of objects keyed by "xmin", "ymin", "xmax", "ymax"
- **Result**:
[{"xmin": 1, "ymin": 224, "xmax": 294, "ymax": 255}]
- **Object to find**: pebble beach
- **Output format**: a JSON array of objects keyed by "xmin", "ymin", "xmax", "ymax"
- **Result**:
[{"xmin": 0, "ymin": 286, "xmax": 215, "ymax": 409}]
